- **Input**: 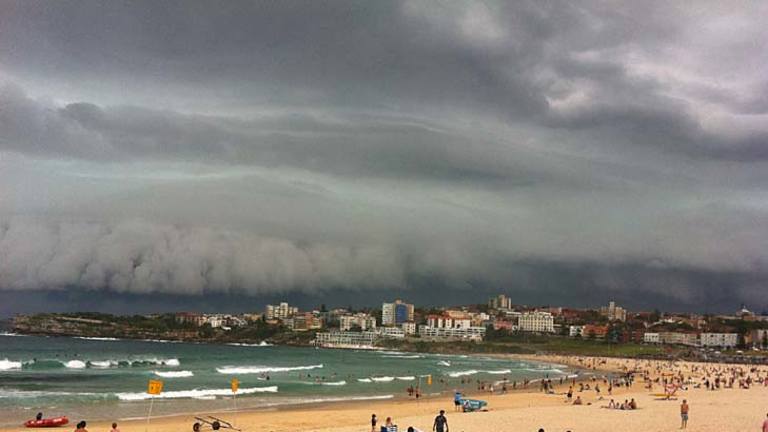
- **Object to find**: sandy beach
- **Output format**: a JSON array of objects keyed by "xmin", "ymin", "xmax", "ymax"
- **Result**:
[{"xmin": 4, "ymin": 355, "xmax": 767, "ymax": 432}]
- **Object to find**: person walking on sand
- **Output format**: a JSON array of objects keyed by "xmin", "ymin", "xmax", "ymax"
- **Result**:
[
  {"xmin": 371, "ymin": 414, "xmax": 377, "ymax": 432},
  {"xmin": 762, "ymin": 413, "xmax": 768, "ymax": 432},
  {"xmin": 110, "ymin": 423, "xmax": 119, "ymax": 432},
  {"xmin": 680, "ymin": 399, "xmax": 689, "ymax": 429},
  {"xmin": 433, "ymin": 410, "xmax": 448, "ymax": 432},
  {"xmin": 75, "ymin": 421, "xmax": 88, "ymax": 432}
]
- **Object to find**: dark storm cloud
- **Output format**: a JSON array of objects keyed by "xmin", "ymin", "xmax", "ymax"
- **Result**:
[{"xmin": 1, "ymin": 1, "xmax": 768, "ymax": 312}]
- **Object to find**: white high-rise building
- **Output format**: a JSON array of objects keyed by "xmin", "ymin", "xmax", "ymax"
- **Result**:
[
  {"xmin": 488, "ymin": 294, "xmax": 513, "ymax": 310},
  {"xmin": 518, "ymin": 311, "xmax": 555, "ymax": 333},
  {"xmin": 265, "ymin": 302, "xmax": 299, "ymax": 320},
  {"xmin": 381, "ymin": 300, "xmax": 414, "ymax": 326}
]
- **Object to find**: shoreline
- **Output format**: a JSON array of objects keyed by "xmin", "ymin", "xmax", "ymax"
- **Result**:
[{"xmin": 3, "ymin": 354, "xmax": 768, "ymax": 431}]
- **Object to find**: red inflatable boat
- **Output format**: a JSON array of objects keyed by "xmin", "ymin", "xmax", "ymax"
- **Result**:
[{"xmin": 24, "ymin": 417, "xmax": 69, "ymax": 428}]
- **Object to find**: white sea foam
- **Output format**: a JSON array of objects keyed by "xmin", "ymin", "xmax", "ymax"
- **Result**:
[
  {"xmin": 75, "ymin": 337, "xmax": 121, "ymax": 341},
  {"xmin": 216, "ymin": 364, "xmax": 323, "ymax": 374},
  {"xmin": 370, "ymin": 376, "xmax": 395, "ymax": 382},
  {"xmin": 524, "ymin": 368, "xmax": 565, "ymax": 374},
  {"xmin": 486, "ymin": 369, "xmax": 512, "ymax": 375},
  {"xmin": 141, "ymin": 339, "xmax": 182, "ymax": 344},
  {"xmin": 382, "ymin": 355, "xmax": 423, "ymax": 359},
  {"xmin": 448, "ymin": 369, "xmax": 479, "ymax": 377},
  {"xmin": 115, "ymin": 386, "xmax": 278, "ymax": 401},
  {"xmin": 124, "ymin": 358, "xmax": 180, "ymax": 367},
  {"xmin": 0, "ymin": 359, "xmax": 23, "ymax": 370},
  {"xmin": 227, "ymin": 341, "xmax": 273, "ymax": 347},
  {"xmin": 0, "ymin": 389, "xmax": 103, "ymax": 399},
  {"xmin": 437, "ymin": 361, "xmax": 451, "ymax": 367},
  {"xmin": 64, "ymin": 360, "xmax": 87, "ymax": 369},
  {"xmin": 89, "ymin": 360, "xmax": 118, "ymax": 368},
  {"xmin": 396, "ymin": 376, "xmax": 415, "ymax": 381},
  {"xmin": 0, "ymin": 332, "xmax": 26, "ymax": 337},
  {"xmin": 322, "ymin": 380, "xmax": 347, "ymax": 386},
  {"xmin": 154, "ymin": 370, "xmax": 194, "ymax": 378},
  {"xmin": 357, "ymin": 378, "xmax": 372, "ymax": 383}
]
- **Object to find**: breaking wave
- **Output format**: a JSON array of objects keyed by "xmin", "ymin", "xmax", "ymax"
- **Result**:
[
  {"xmin": 381, "ymin": 355, "xmax": 423, "ymax": 359},
  {"xmin": 116, "ymin": 386, "xmax": 278, "ymax": 401},
  {"xmin": 0, "ymin": 359, "xmax": 23, "ymax": 370},
  {"xmin": 154, "ymin": 370, "xmax": 194, "ymax": 378},
  {"xmin": 370, "ymin": 376, "xmax": 395, "ymax": 382},
  {"xmin": 216, "ymin": 364, "xmax": 323, "ymax": 374},
  {"xmin": 227, "ymin": 341, "xmax": 273, "ymax": 347},
  {"xmin": 64, "ymin": 360, "xmax": 87, "ymax": 369},
  {"xmin": 448, "ymin": 370, "xmax": 479, "ymax": 377}
]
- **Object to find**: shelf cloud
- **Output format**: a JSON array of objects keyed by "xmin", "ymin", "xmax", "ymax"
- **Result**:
[{"xmin": 1, "ymin": 1, "xmax": 767, "ymax": 311}]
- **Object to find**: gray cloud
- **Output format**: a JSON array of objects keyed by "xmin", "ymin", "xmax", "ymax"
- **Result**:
[
  {"xmin": 1, "ymin": 1, "xmax": 768, "ymax": 311},
  {"xmin": 0, "ymin": 217, "xmax": 405, "ymax": 295}
]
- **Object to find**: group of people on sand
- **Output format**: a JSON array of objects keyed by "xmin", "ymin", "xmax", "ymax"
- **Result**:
[
  {"xmin": 371, "ymin": 410, "xmax": 449, "ymax": 432},
  {"xmin": 74, "ymin": 420, "xmax": 120, "ymax": 432},
  {"xmin": 604, "ymin": 398, "xmax": 637, "ymax": 410}
]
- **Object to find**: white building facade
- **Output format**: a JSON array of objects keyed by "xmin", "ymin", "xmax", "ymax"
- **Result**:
[
  {"xmin": 315, "ymin": 331, "xmax": 377, "ymax": 348},
  {"xmin": 643, "ymin": 332, "xmax": 660, "ymax": 344},
  {"xmin": 569, "ymin": 325, "xmax": 584, "ymax": 337},
  {"xmin": 401, "ymin": 322, "xmax": 417, "ymax": 335},
  {"xmin": 427, "ymin": 315, "xmax": 471, "ymax": 329},
  {"xmin": 518, "ymin": 312, "xmax": 555, "ymax": 333},
  {"xmin": 381, "ymin": 300, "xmax": 415, "ymax": 326},
  {"xmin": 699, "ymin": 333, "xmax": 738, "ymax": 348},
  {"xmin": 265, "ymin": 302, "xmax": 299, "ymax": 320},
  {"xmin": 339, "ymin": 313, "xmax": 377, "ymax": 331},
  {"xmin": 418, "ymin": 325, "xmax": 486, "ymax": 340}
]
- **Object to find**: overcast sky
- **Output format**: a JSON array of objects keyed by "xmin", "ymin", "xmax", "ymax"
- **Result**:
[{"xmin": 1, "ymin": 1, "xmax": 767, "ymax": 315}]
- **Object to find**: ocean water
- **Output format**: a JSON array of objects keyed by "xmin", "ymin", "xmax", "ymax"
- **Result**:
[{"xmin": 0, "ymin": 332, "xmax": 571, "ymax": 426}]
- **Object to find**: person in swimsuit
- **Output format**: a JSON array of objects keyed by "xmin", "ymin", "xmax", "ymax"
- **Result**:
[{"xmin": 680, "ymin": 399, "xmax": 689, "ymax": 429}]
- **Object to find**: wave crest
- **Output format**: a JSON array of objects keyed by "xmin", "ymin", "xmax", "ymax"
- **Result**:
[
  {"xmin": 216, "ymin": 364, "xmax": 322, "ymax": 374},
  {"xmin": 116, "ymin": 386, "xmax": 277, "ymax": 401},
  {"xmin": 154, "ymin": 370, "xmax": 194, "ymax": 378}
]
